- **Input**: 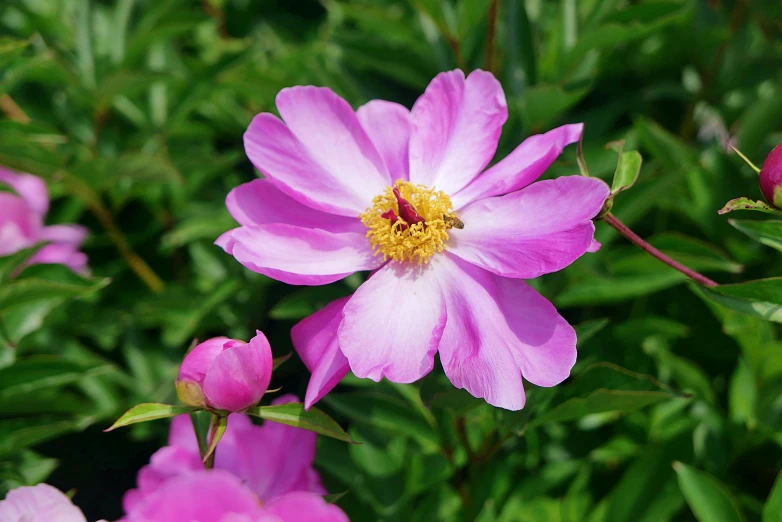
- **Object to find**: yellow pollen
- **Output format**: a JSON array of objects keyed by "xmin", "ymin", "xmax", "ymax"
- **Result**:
[{"xmin": 360, "ymin": 180, "xmax": 461, "ymax": 264}]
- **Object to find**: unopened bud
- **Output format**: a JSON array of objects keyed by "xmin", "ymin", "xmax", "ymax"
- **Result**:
[{"xmin": 760, "ymin": 143, "xmax": 782, "ymax": 209}]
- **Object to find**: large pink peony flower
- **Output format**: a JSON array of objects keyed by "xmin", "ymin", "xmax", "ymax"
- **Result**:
[
  {"xmin": 123, "ymin": 394, "xmax": 325, "ymax": 515},
  {"xmin": 217, "ymin": 69, "xmax": 610, "ymax": 410},
  {"xmin": 123, "ymin": 470, "xmax": 347, "ymax": 522},
  {"xmin": 0, "ymin": 167, "xmax": 88, "ymax": 273}
]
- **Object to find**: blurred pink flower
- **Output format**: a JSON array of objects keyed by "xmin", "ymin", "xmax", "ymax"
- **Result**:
[
  {"xmin": 176, "ymin": 331, "xmax": 273, "ymax": 411},
  {"xmin": 0, "ymin": 167, "xmax": 88, "ymax": 273},
  {"xmin": 123, "ymin": 470, "xmax": 346, "ymax": 522},
  {"xmin": 123, "ymin": 394, "xmax": 325, "ymax": 515},
  {"xmin": 218, "ymin": 69, "xmax": 610, "ymax": 410},
  {"xmin": 0, "ymin": 483, "xmax": 106, "ymax": 522}
]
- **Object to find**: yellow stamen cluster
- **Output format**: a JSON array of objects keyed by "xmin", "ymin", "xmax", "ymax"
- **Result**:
[{"xmin": 360, "ymin": 180, "xmax": 460, "ymax": 264}]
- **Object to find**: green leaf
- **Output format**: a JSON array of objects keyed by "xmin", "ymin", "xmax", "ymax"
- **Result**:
[
  {"xmin": 718, "ymin": 198, "xmax": 782, "ymax": 216},
  {"xmin": 729, "ymin": 219, "xmax": 782, "ymax": 253},
  {"xmin": 531, "ymin": 363, "xmax": 678, "ymax": 427},
  {"xmin": 517, "ymin": 84, "xmax": 591, "ymax": 131},
  {"xmin": 0, "ymin": 37, "xmax": 32, "ymax": 68},
  {"xmin": 0, "ymin": 357, "xmax": 112, "ymax": 399},
  {"xmin": 674, "ymin": 462, "xmax": 745, "ymax": 522},
  {"xmin": 272, "ymin": 353, "xmax": 292, "ymax": 371},
  {"xmin": 105, "ymin": 403, "xmax": 195, "ymax": 431},
  {"xmin": 764, "ymin": 470, "xmax": 782, "ymax": 522},
  {"xmin": 324, "ymin": 391, "xmax": 439, "ymax": 449},
  {"xmin": 0, "ymin": 245, "xmax": 43, "ymax": 283},
  {"xmin": 696, "ymin": 278, "xmax": 782, "ymax": 324},
  {"xmin": 557, "ymin": 271, "xmax": 685, "ymax": 307},
  {"xmin": 0, "ymin": 265, "xmax": 109, "ymax": 312},
  {"xmin": 611, "ymin": 150, "xmax": 642, "ymax": 196},
  {"xmin": 246, "ymin": 402, "xmax": 355, "ymax": 444},
  {"xmin": 269, "ymin": 286, "xmax": 351, "ymax": 321}
]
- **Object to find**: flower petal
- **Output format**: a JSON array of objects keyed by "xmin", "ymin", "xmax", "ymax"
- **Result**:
[
  {"xmin": 339, "ymin": 261, "xmax": 446, "ymax": 383},
  {"xmin": 0, "ymin": 484, "xmax": 87, "ymax": 522},
  {"xmin": 27, "ymin": 243, "xmax": 89, "ymax": 274},
  {"xmin": 451, "ymin": 123, "xmax": 583, "ymax": 208},
  {"xmin": 356, "ymin": 100, "xmax": 411, "ymax": 181},
  {"xmin": 40, "ymin": 224, "xmax": 88, "ymax": 245},
  {"xmin": 245, "ymin": 86, "xmax": 390, "ymax": 217},
  {"xmin": 203, "ymin": 331, "xmax": 273, "ymax": 411},
  {"xmin": 225, "ymin": 179, "xmax": 361, "ymax": 233},
  {"xmin": 216, "ymin": 224, "xmax": 381, "ymax": 286},
  {"xmin": 124, "ymin": 470, "xmax": 264, "ymax": 522},
  {"xmin": 447, "ymin": 176, "xmax": 609, "ymax": 278},
  {"xmin": 0, "ymin": 167, "xmax": 49, "ymax": 216},
  {"xmin": 124, "ymin": 446, "xmax": 203, "ymax": 513},
  {"xmin": 177, "ymin": 337, "xmax": 235, "ymax": 386},
  {"xmin": 437, "ymin": 255, "xmax": 577, "ymax": 408},
  {"xmin": 291, "ymin": 297, "xmax": 352, "ymax": 409},
  {"xmin": 260, "ymin": 492, "xmax": 349, "ymax": 522},
  {"xmin": 0, "ymin": 193, "xmax": 41, "ymax": 255},
  {"xmin": 215, "ymin": 398, "xmax": 323, "ymax": 502},
  {"xmin": 408, "ymin": 70, "xmax": 507, "ymax": 195},
  {"xmin": 435, "ymin": 255, "xmax": 525, "ymax": 410}
]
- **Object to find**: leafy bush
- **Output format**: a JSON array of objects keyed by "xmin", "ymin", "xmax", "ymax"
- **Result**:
[{"xmin": 1, "ymin": 0, "xmax": 781, "ymax": 521}]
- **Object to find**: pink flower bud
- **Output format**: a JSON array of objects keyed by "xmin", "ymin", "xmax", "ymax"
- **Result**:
[
  {"xmin": 760, "ymin": 143, "xmax": 782, "ymax": 209},
  {"xmin": 176, "ymin": 331, "xmax": 273, "ymax": 412}
]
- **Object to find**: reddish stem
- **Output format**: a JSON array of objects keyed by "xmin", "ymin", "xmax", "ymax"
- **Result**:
[{"xmin": 603, "ymin": 213, "xmax": 718, "ymax": 287}]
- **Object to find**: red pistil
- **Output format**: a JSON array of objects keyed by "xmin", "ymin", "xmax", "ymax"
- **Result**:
[
  {"xmin": 380, "ymin": 208, "xmax": 407, "ymax": 230},
  {"xmin": 392, "ymin": 188, "xmax": 424, "ymax": 225}
]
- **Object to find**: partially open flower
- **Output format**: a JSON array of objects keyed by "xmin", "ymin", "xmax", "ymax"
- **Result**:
[
  {"xmin": 176, "ymin": 331, "xmax": 273, "ymax": 412},
  {"xmin": 760, "ymin": 143, "xmax": 782, "ymax": 209}
]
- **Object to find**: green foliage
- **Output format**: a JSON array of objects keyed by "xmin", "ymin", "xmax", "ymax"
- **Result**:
[{"xmin": 0, "ymin": 0, "xmax": 781, "ymax": 520}]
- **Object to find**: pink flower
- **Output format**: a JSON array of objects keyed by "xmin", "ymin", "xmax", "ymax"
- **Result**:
[
  {"xmin": 217, "ymin": 69, "xmax": 610, "ymax": 410},
  {"xmin": 176, "ymin": 331, "xmax": 273, "ymax": 411},
  {"xmin": 760, "ymin": 143, "xmax": 782, "ymax": 209},
  {"xmin": 0, "ymin": 167, "xmax": 88, "ymax": 273},
  {"xmin": 0, "ymin": 483, "xmax": 107, "ymax": 522},
  {"xmin": 123, "ymin": 470, "xmax": 347, "ymax": 522},
  {"xmin": 123, "ymin": 394, "xmax": 325, "ymax": 514}
]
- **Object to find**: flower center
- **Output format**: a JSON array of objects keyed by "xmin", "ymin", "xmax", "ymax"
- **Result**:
[{"xmin": 360, "ymin": 180, "xmax": 463, "ymax": 264}]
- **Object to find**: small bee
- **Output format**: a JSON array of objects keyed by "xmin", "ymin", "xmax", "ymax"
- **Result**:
[{"xmin": 443, "ymin": 215, "xmax": 465, "ymax": 229}]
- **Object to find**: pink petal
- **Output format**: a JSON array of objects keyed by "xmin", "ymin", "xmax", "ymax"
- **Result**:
[
  {"xmin": 216, "ymin": 224, "xmax": 381, "ymax": 286},
  {"xmin": 0, "ymin": 193, "xmax": 41, "ymax": 255},
  {"xmin": 0, "ymin": 484, "xmax": 87, "ymax": 522},
  {"xmin": 437, "ymin": 255, "xmax": 577, "ymax": 408},
  {"xmin": 451, "ymin": 123, "xmax": 583, "ymax": 208},
  {"xmin": 168, "ymin": 414, "xmax": 200, "ymax": 451},
  {"xmin": 28, "ymin": 243, "xmax": 89, "ymax": 274},
  {"xmin": 245, "ymin": 87, "xmax": 390, "ymax": 217},
  {"xmin": 435, "ymin": 254, "xmax": 526, "ymax": 410},
  {"xmin": 447, "ymin": 176, "xmax": 610, "ymax": 278},
  {"xmin": 123, "ymin": 446, "xmax": 203, "ymax": 513},
  {"xmin": 408, "ymin": 70, "xmax": 507, "ymax": 196},
  {"xmin": 177, "ymin": 337, "xmax": 235, "ymax": 386},
  {"xmin": 39, "ymin": 224, "xmax": 88, "ymax": 245},
  {"xmin": 356, "ymin": 100, "xmax": 411, "ymax": 181},
  {"xmin": 339, "ymin": 261, "xmax": 446, "ymax": 383},
  {"xmin": 215, "ymin": 400, "xmax": 323, "ymax": 502},
  {"xmin": 291, "ymin": 297, "xmax": 352, "ymax": 409},
  {"xmin": 203, "ymin": 331, "xmax": 273, "ymax": 411},
  {"xmin": 0, "ymin": 167, "xmax": 49, "ymax": 216},
  {"xmin": 260, "ymin": 492, "xmax": 349, "ymax": 522},
  {"xmin": 124, "ymin": 470, "xmax": 264, "ymax": 522},
  {"xmin": 225, "ymin": 179, "xmax": 361, "ymax": 233},
  {"xmin": 587, "ymin": 238, "xmax": 601, "ymax": 253}
]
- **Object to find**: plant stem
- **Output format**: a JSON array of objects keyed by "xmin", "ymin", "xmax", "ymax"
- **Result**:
[
  {"xmin": 204, "ymin": 416, "xmax": 220, "ymax": 470},
  {"xmin": 484, "ymin": 0, "xmax": 500, "ymax": 74},
  {"xmin": 603, "ymin": 213, "xmax": 718, "ymax": 287}
]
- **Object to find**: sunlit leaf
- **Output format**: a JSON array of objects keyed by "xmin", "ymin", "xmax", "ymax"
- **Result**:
[
  {"xmin": 246, "ymin": 402, "xmax": 355, "ymax": 444},
  {"xmin": 105, "ymin": 403, "xmax": 195, "ymax": 431}
]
